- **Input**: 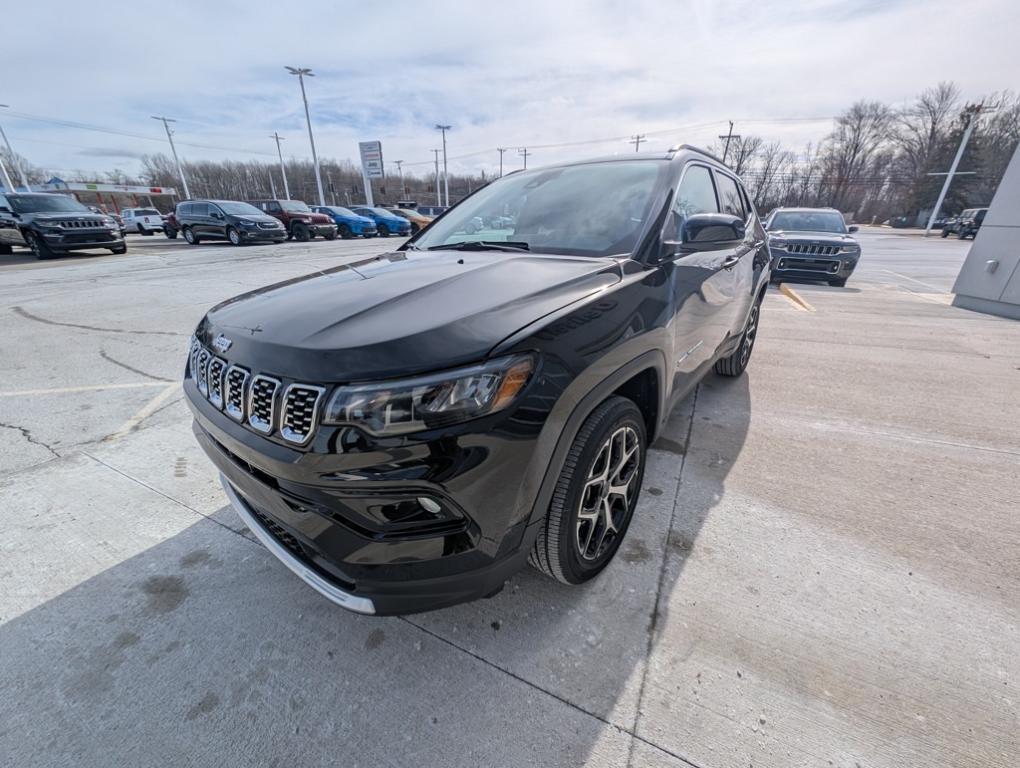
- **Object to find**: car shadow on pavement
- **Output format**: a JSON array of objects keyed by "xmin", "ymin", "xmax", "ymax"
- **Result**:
[{"xmin": 0, "ymin": 375, "xmax": 750, "ymax": 767}]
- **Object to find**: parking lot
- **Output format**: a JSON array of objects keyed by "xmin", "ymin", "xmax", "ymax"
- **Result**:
[{"xmin": 1, "ymin": 229, "xmax": 1017, "ymax": 767}]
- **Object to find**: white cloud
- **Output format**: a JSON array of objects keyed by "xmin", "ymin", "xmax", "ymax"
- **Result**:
[{"xmin": 4, "ymin": 0, "xmax": 1017, "ymax": 180}]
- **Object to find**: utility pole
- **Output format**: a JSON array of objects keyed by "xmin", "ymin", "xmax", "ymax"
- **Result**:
[
  {"xmin": 0, "ymin": 105, "xmax": 30, "ymax": 189},
  {"xmin": 394, "ymin": 160, "xmax": 404, "ymax": 198},
  {"xmin": 924, "ymin": 103, "xmax": 990, "ymax": 236},
  {"xmin": 629, "ymin": 134, "xmax": 646, "ymax": 153},
  {"xmin": 285, "ymin": 66, "xmax": 325, "ymax": 206},
  {"xmin": 435, "ymin": 124, "xmax": 451, "ymax": 206},
  {"xmin": 718, "ymin": 121, "xmax": 741, "ymax": 164},
  {"xmin": 151, "ymin": 116, "xmax": 191, "ymax": 199},
  {"xmin": 497, "ymin": 147, "xmax": 507, "ymax": 177},
  {"xmin": 0, "ymin": 153, "xmax": 14, "ymax": 193},
  {"xmin": 327, "ymin": 172, "xmax": 336, "ymax": 205},
  {"xmin": 270, "ymin": 131, "xmax": 290, "ymax": 200},
  {"xmin": 269, "ymin": 172, "xmax": 277, "ymax": 198},
  {"xmin": 431, "ymin": 149, "xmax": 441, "ymax": 205},
  {"xmin": 519, "ymin": 147, "xmax": 530, "ymax": 170}
]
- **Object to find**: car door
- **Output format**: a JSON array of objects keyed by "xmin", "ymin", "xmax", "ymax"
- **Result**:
[
  {"xmin": 712, "ymin": 170, "xmax": 764, "ymax": 336},
  {"xmin": 207, "ymin": 203, "xmax": 227, "ymax": 237},
  {"xmin": 660, "ymin": 162, "xmax": 736, "ymax": 387}
]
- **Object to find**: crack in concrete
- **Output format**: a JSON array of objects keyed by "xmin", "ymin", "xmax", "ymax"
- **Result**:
[
  {"xmin": 12, "ymin": 306, "xmax": 187, "ymax": 337},
  {"xmin": 0, "ymin": 421, "xmax": 60, "ymax": 460},
  {"xmin": 99, "ymin": 349, "xmax": 172, "ymax": 382}
]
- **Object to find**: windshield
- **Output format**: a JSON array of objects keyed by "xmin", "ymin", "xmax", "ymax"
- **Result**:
[
  {"xmin": 218, "ymin": 202, "xmax": 264, "ymax": 216},
  {"xmin": 770, "ymin": 211, "xmax": 847, "ymax": 234},
  {"xmin": 280, "ymin": 200, "xmax": 312, "ymax": 213},
  {"xmin": 8, "ymin": 195, "xmax": 91, "ymax": 214},
  {"xmin": 412, "ymin": 161, "xmax": 664, "ymax": 257},
  {"xmin": 365, "ymin": 207, "xmax": 394, "ymax": 216}
]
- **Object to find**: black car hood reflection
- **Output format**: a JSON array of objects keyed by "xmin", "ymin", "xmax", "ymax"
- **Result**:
[{"xmin": 201, "ymin": 249, "xmax": 621, "ymax": 381}]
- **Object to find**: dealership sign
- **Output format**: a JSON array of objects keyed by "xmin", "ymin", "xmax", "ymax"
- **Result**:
[{"xmin": 359, "ymin": 141, "xmax": 384, "ymax": 179}]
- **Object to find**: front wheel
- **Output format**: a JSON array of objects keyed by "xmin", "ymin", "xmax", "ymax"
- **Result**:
[
  {"xmin": 957, "ymin": 229, "xmax": 969, "ymax": 240},
  {"xmin": 227, "ymin": 227, "xmax": 243, "ymax": 246},
  {"xmin": 292, "ymin": 222, "xmax": 310, "ymax": 242},
  {"xmin": 164, "ymin": 226, "xmax": 178, "ymax": 239},
  {"xmin": 28, "ymin": 232, "xmax": 55, "ymax": 260},
  {"xmin": 377, "ymin": 224, "xmax": 390, "ymax": 237},
  {"xmin": 940, "ymin": 228, "xmax": 950, "ymax": 238},
  {"xmin": 529, "ymin": 396, "xmax": 646, "ymax": 585},
  {"xmin": 714, "ymin": 295, "xmax": 761, "ymax": 377},
  {"xmin": 338, "ymin": 224, "xmax": 353, "ymax": 239},
  {"xmin": 183, "ymin": 227, "xmax": 200, "ymax": 245},
  {"xmin": 324, "ymin": 229, "xmax": 337, "ymax": 241}
]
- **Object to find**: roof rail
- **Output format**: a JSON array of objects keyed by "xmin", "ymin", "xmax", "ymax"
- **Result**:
[{"xmin": 668, "ymin": 143, "xmax": 728, "ymax": 166}]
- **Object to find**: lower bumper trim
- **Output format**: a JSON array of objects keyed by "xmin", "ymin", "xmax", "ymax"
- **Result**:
[{"xmin": 221, "ymin": 474, "xmax": 376, "ymax": 615}]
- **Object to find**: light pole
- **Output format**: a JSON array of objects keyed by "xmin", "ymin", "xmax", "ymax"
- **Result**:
[
  {"xmin": 924, "ymin": 104, "xmax": 988, "ymax": 236},
  {"xmin": 497, "ymin": 147, "xmax": 507, "ymax": 177},
  {"xmin": 394, "ymin": 160, "xmax": 405, "ymax": 198},
  {"xmin": 0, "ymin": 106, "xmax": 30, "ymax": 190},
  {"xmin": 431, "ymin": 149, "xmax": 441, "ymax": 205},
  {"xmin": 151, "ymin": 116, "xmax": 191, "ymax": 199},
  {"xmin": 270, "ymin": 131, "xmax": 290, "ymax": 200},
  {"xmin": 435, "ymin": 124, "xmax": 450, "ymax": 206},
  {"xmin": 286, "ymin": 66, "xmax": 325, "ymax": 206}
]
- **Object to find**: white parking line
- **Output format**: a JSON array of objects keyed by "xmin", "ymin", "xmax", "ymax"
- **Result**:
[
  {"xmin": 0, "ymin": 382, "xmax": 170, "ymax": 398},
  {"xmin": 103, "ymin": 383, "xmax": 181, "ymax": 441},
  {"xmin": 881, "ymin": 269, "xmax": 946, "ymax": 292}
]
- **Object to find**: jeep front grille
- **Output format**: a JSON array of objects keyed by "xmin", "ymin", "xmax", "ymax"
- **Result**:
[
  {"xmin": 786, "ymin": 244, "xmax": 839, "ymax": 256},
  {"xmin": 224, "ymin": 365, "xmax": 250, "ymax": 421},
  {"xmin": 247, "ymin": 375, "xmax": 281, "ymax": 434},
  {"xmin": 280, "ymin": 384, "xmax": 326, "ymax": 445},
  {"xmin": 188, "ymin": 341, "xmax": 328, "ymax": 444},
  {"xmin": 207, "ymin": 358, "xmax": 227, "ymax": 409}
]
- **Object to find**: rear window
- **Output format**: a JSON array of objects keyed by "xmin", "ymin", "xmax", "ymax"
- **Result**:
[
  {"xmin": 138, "ymin": 208, "xmax": 160, "ymax": 216},
  {"xmin": 714, "ymin": 173, "xmax": 746, "ymax": 219}
]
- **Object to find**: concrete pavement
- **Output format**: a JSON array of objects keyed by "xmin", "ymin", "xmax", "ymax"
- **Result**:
[{"xmin": 1, "ymin": 231, "xmax": 1017, "ymax": 767}]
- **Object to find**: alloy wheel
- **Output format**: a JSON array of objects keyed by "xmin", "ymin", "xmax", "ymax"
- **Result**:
[
  {"xmin": 739, "ymin": 303, "xmax": 759, "ymax": 368},
  {"xmin": 575, "ymin": 425, "xmax": 641, "ymax": 561}
]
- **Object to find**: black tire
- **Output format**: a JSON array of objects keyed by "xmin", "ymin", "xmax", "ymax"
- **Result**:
[
  {"xmin": 183, "ymin": 227, "xmax": 200, "ymax": 245},
  {"xmin": 227, "ymin": 227, "xmax": 243, "ymax": 246},
  {"xmin": 324, "ymin": 229, "xmax": 338, "ymax": 241},
  {"xmin": 137, "ymin": 224, "xmax": 146, "ymax": 235},
  {"xmin": 0, "ymin": 243, "xmax": 12, "ymax": 255},
  {"xmin": 714, "ymin": 294, "xmax": 762, "ymax": 377},
  {"xmin": 338, "ymin": 224, "xmax": 353, "ymax": 239},
  {"xmin": 292, "ymin": 222, "xmax": 310, "ymax": 242},
  {"xmin": 529, "ymin": 396, "xmax": 647, "ymax": 585},
  {"xmin": 28, "ymin": 232, "xmax": 55, "ymax": 260},
  {"xmin": 110, "ymin": 245, "xmax": 127, "ymax": 255},
  {"xmin": 829, "ymin": 277, "xmax": 847, "ymax": 287},
  {"xmin": 377, "ymin": 223, "xmax": 390, "ymax": 237},
  {"xmin": 940, "ymin": 228, "xmax": 950, "ymax": 238},
  {"xmin": 957, "ymin": 229, "xmax": 968, "ymax": 240},
  {"xmin": 164, "ymin": 226, "xmax": 178, "ymax": 239}
]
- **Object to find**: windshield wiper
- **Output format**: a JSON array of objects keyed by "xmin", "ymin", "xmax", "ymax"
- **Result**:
[{"xmin": 426, "ymin": 240, "xmax": 530, "ymax": 252}]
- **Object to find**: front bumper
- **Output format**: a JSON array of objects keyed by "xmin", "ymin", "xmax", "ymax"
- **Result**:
[
  {"xmin": 242, "ymin": 227, "xmax": 287, "ymax": 241},
  {"xmin": 187, "ymin": 378, "xmax": 542, "ymax": 615},
  {"xmin": 770, "ymin": 251, "xmax": 858, "ymax": 281},
  {"xmin": 42, "ymin": 229, "xmax": 122, "ymax": 250},
  {"xmin": 311, "ymin": 223, "xmax": 338, "ymax": 236}
]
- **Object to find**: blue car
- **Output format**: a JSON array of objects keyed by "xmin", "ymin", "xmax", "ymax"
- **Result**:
[
  {"xmin": 350, "ymin": 206, "xmax": 412, "ymax": 237},
  {"xmin": 311, "ymin": 205, "xmax": 378, "ymax": 239}
]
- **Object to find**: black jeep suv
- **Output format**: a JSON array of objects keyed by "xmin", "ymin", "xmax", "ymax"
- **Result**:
[
  {"xmin": 185, "ymin": 147, "xmax": 770, "ymax": 615},
  {"xmin": 0, "ymin": 192, "xmax": 125, "ymax": 259},
  {"xmin": 765, "ymin": 207, "xmax": 860, "ymax": 287},
  {"xmin": 176, "ymin": 200, "xmax": 288, "ymax": 246}
]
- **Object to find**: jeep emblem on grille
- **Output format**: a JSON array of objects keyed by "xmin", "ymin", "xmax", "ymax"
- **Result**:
[{"xmin": 212, "ymin": 334, "xmax": 233, "ymax": 353}]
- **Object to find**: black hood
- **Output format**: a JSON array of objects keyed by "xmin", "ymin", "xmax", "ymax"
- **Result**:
[
  {"xmin": 229, "ymin": 213, "xmax": 282, "ymax": 225},
  {"xmin": 198, "ymin": 250, "xmax": 621, "ymax": 382}
]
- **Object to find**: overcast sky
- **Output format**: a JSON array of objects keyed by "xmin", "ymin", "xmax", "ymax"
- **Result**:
[{"xmin": 4, "ymin": 0, "xmax": 1018, "ymax": 182}]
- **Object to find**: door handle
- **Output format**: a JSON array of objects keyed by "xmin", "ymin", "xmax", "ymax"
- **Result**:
[{"xmin": 722, "ymin": 254, "xmax": 741, "ymax": 270}]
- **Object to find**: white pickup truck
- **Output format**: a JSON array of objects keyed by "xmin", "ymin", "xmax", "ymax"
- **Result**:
[{"xmin": 120, "ymin": 207, "xmax": 164, "ymax": 235}]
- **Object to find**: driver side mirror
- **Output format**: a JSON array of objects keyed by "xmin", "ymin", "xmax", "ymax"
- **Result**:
[
  {"xmin": 211, "ymin": 211, "xmax": 224, "ymax": 220},
  {"xmin": 848, "ymin": 224, "xmax": 859, "ymax": 233},
  {"xmin": 682, "ymin": 213, "xmax": 745, "ymax": 246}
]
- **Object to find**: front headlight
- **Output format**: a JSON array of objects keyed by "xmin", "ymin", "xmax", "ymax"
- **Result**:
[
  {"xmin": 840, "ymin": 245, "xmax": 860, "ymax": 254},
  {"xmin": 769, "ymin": 239, "xmax": 786, "ymax": 249},
  {"xmin": 237, "ymin": 219, "xmax": 255, "ymax": 226},
  {"xmin": 323, "ymin": 354, "xmax": 536, "ymax": 436}
]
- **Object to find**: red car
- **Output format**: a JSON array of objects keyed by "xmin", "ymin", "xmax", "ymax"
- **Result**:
[{"xmin": 247, "ymin": 199, "xmax": 337, "ymax": 241}]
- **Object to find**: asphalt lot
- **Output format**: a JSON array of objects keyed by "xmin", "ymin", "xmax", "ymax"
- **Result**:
[{"xmin": 1, "ymin": 229, "xmax": 1018, "ymax": 767}]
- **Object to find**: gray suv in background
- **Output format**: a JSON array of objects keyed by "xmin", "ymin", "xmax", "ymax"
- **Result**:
[{"xmin": 765, "ymin": 207, "xmax": 861, "ymax": 287}]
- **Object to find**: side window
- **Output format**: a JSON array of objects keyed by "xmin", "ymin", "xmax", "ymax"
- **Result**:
[
  {"xmin": 0, "ymin": 194, "xmax": 8, "ymax": 211},
  {"xmin": 267, "ymin": 201, "xmax": 281, "ymax": 213},
  {"xmin": 192, "ymin": 203, "xmax": 209, "ymax": 216},
  {"xmin": 714, "ymin": 172, "xmax": 745, "ymax": 219},
  {"xmin": 666, "ymin": 164, "xmax": 718, "ymax": 241}
]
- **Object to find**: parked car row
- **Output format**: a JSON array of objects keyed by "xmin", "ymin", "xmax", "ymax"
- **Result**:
[
  {"xmin": 0, "ymin": 192, "xmax": 126, "ymax": 259},
  {"xmin": 941, "ymin": 208, "xmax": 987, "ymax": 239}
]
